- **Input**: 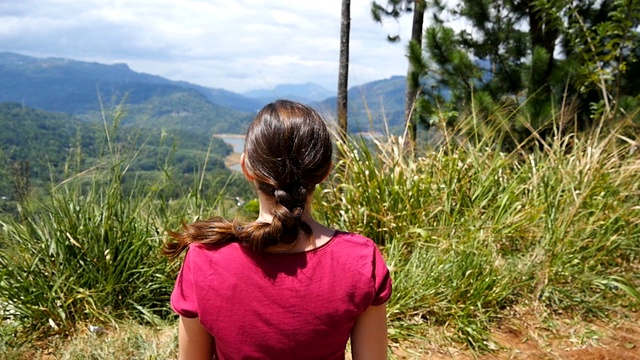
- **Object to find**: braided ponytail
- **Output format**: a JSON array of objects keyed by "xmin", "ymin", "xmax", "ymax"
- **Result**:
[
  {"xmin": 271, "ymin": 184, "xmax": 312, "ymax": 245},
  {"xmin": 163, "ymin": 100, "xmax": 332, "ymax": 258}
]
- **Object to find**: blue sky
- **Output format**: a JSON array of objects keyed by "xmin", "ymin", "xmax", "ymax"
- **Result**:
[{"xmin": 0, "ymin": 0, "xmax": 414, "ymax": 93}]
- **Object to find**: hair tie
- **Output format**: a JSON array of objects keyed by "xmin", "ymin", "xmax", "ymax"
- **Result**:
[{"xmin": 292, "ymin": 206, "xmax": 304, "ymax": 219}]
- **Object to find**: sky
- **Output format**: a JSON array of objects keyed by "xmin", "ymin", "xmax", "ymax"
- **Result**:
[{"xmin": 0, "ymin": 0, "xmax": 415, "ymax": 94}]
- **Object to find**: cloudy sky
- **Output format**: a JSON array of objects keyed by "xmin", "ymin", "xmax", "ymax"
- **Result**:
[{"xmin": 0, "ymin": 0, "xmax": 415, "ymax": 94}]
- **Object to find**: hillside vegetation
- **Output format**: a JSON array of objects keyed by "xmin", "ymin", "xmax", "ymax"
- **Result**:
[
  {"xmin": 0, "ymin": 102, "xmax": 638, "ymax": 358},
  {"xmin": 322, "ymin": 115, "xmax": 640, "ymax": 352},
  {"xmin": 0, "ymin": 102, "xmax": 254, "ymax": 217}
]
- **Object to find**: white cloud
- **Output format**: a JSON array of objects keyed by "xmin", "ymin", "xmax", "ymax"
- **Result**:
[{"xmin": 0, "ymin": 0, "xmax": 413, "ymax": 93}]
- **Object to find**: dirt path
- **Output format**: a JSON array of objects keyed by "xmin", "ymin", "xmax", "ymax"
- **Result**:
[{"xmin": 391, "ymin": 311, "xmax": 640, "ymax": 359}]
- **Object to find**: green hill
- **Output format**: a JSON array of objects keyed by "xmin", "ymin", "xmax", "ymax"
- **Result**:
[
  {"xmin": 0, "ymin": 102, "xmax": 237, "ymax": 209},
  {"xmin": 77, "ymin": 90, "xmax": 254, "ymax": 134},
  {"xmin": 316, "ymin": 76, "xmax": 406, "ymax": 134}
]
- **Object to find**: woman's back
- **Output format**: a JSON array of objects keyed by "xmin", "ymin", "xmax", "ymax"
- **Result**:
[
  {"xmin": 166, "ymin": 100, "xmax": 392, "ymax": 359},
  {"xmin": 171, "ymin": 231, "xmax": 391, "ymax": 359}
]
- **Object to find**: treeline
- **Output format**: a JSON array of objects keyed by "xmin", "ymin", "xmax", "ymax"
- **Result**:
[{"xmin": 373, "ymin": 0, "xmax": 640, "ymax": 145}]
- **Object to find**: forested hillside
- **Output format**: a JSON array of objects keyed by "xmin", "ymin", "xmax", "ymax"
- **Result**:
[
  {"xmin": 77, "ymin": 90, "xmax": 254, "ymax": 134},
  {"xmin": 0, "ymin": 103, "xmax": 90, "ymax": 207},
  {"xmin": 317, "ymin": 75, "xmax": 407, "ymax": 133},
  {"xmin": 0, "ymin": 102, "xmax": 241, "ymax": 212}
]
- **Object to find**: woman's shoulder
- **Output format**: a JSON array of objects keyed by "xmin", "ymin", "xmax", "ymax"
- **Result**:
[
  {"xmin": 186, "ymin": 241, "xmax": 245, "ymax": 259},
  {"xmin": 333, "ymin": 230, "xmax": 378, "ymax": 247},
  {"xmin": 327, "ymin": 230, "xmax": 383, "ymax": 257},
  {"xmin": 328, "ymin": 230, "xmax": 393, "ymax": 304}
]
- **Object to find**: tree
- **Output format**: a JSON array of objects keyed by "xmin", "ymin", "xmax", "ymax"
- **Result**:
[
  {"xmin": 415, "ymin": 0, "xmax": 640, "ymax": 141},
  {"xmin": 372, "ymin": 0, "xmax": 428, "ymax": 144},
  {"xmin": 337, "ymin": 0, "xmax": 351, "ymax": 141},
  {"xmin": 564, "ymin": 0, "xmax": 640, "ymax": 119}
]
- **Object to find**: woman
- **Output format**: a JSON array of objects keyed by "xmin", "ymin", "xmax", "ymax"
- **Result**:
[{"xmin": 164, "ymin": 100, "xmax": 392, "ymax": 360}]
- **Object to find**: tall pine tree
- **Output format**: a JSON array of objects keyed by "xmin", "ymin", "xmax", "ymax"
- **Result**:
[
  {"xmin": 372, "ymin": 0, "xmax": 428, "ymax": 144},
  {"xmin": 409, "ymin": 0, "xmax": 640, "ymax": 143}
]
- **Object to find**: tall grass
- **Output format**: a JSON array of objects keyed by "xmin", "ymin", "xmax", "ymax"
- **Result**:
[
  {"xmin": 1, "ymin": 100, "xmax": 638, "ymax": 355},
  {"xmin": 317, "ymin": 111, "xmax": 640, "ymax": 349},
  {"xmin": 0, "ymin": 105, "xmax": 228, "ymax": 342}
]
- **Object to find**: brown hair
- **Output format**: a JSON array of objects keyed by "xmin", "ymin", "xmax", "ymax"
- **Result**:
[{"xmin": 163, "ymin": 100, "xmax": 333, "ymax": 259}]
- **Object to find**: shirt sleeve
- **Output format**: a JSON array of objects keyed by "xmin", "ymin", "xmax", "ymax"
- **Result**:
[
  {"xmin": 170, "ymin": 247, "xmax": 199, "ymax": 318},
  {"xmin": 371, "ymin": 245, "xmax": 392, "ymax": 306}
]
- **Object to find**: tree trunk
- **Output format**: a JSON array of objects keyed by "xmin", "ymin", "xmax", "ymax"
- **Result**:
[
  {"xmin": 525, "ymin": 0, "xmax": 561, "ymax": 130},
  {"xmin": 337, "ymin": 0, "xmax": 351, "ymax": 142},
  {"xmin": 405, "ymin": 0, "xmax": 426, "ymax": 145},
  {"xmin": 527, "ymin": 0, "xmax": 559, "ymax": 96}
]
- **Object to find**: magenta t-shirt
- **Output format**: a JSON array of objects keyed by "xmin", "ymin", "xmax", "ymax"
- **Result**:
[{"xmin": 171, "ymin": 230, "xmax": 392, "ymax": 360}]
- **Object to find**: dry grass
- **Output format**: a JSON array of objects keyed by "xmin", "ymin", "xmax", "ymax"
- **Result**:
[
  {"xmin": 5, "ymin": 311, "xmax": 637, "ymax": 359},
  {"xmin": 3, "ymin": 322, "xmax": 177, "ymax": 360}
]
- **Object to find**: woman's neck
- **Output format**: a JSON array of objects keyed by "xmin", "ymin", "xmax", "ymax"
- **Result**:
[{"xmin": 254, "ymin": 193, "xmax": 334, "ymax": 253}]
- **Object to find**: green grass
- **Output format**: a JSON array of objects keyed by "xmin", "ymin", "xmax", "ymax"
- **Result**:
[
  {"xmin": 317, "ymin": 111, "xmax": 640, "ymax": 349},
  {"xmin": 0, "ymin": 106, "xmax": 229, "ymax": 342},
  {"xmin": 0, "ymin": 103, "xmax": 639, "ymax": 356}
]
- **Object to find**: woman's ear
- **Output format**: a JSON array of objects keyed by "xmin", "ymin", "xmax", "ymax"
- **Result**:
[{"xmin": 240, "ymin": 153, "xmax": 255, "ymax": 181}]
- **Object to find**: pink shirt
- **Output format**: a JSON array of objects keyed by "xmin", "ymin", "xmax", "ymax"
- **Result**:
[{"xmin": 171, "ymin": 230, "xmax": 392, "ymax": 360}]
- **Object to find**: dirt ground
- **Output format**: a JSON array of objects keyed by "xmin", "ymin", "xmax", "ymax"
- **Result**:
[
  {"xmin": 17, "ymin": 311, "xmax": 640, "ymax": 359},
  {"xmin": 392, "ymin": 310, "xmax": 640, "ymax": 360}
]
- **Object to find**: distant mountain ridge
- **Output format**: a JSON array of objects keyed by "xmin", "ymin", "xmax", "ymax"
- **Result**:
[
  {"xmin": 316, "ymin": 75, "xmax": 406, "ymax": 133},
  {"xmin": 0, "ymin": 52, "xmax": 407, "ymax": 134},
  {"xmin": 0, "ymin": 52, "xmax": 265, "ymax": 114},
  {"xmin": 243, "ymin": 82, "xmax": 336, "ymax": 103}
]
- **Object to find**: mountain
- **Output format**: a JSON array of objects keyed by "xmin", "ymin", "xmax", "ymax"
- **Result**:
[
  {"xmin": 0, "ymin": 52, "xmax": 408, "ymax": 135},
  {"xmin": 176, "ymin": 81, "xmax": 266, "ymax": 113},
  {"xmin": 243, "ymin": 82, "xmax": 336, "ymax": 104},
  {"xmin": 0, "ymin": 52, "xmax": 263, "ymax": 116},
  {"xmin": 316, "ymin": 75, "xmax": 406, "ymax": 134}
]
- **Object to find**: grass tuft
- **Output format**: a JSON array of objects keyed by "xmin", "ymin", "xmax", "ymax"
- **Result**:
[{"xmin": 317, "ymin": 110, "xmax": 640, "ymax": 349}]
